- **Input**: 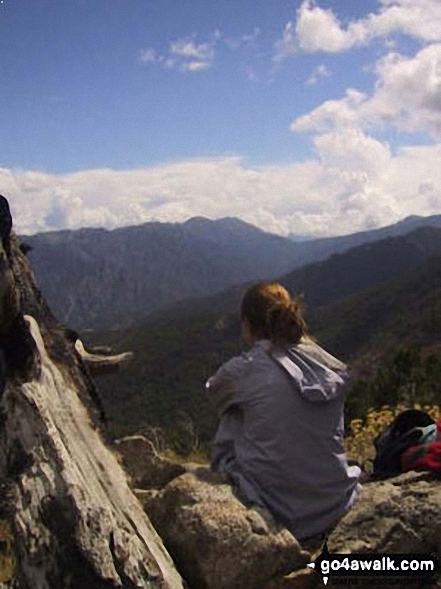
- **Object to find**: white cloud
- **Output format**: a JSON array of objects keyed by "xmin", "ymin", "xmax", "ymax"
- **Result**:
[
  {"xmin": 291, "ymin": 88, "xmax": 367, "ymax": 133},
  {"xmin": 306, "ymin": 64, "xmax": 331, "ymax": 86},
  {"xmin": 369, "ymin": 0, "xmax": 441, "ymax": 44},
  {"xmin": 274, "ymin": 1, "xmax": 367, "ymax": 60},
  {"xmin": 170, "ymin": 38, "xmax": 214, "ymax": 62},
  {"xmin": 366, "ymin": 44, "xmax": 441, "ymax": 136},
  {"xmin": 224, "ymin": 27, "xmax": 261, "ymax": 50},
  {"xmin": 274, "ymin": 3, "xmax": 441, "ymax": 237},
  {"xmin": 313, "ymin": 127, "xmax": 391, "ymax": 173},
  {"xmin": 139, "ymin": 48, "xmax": 162, "ymax": 64},
  {"xmin": 241, "ymin": 27, "xmax": 261, "ymax": 46},
  {"xmin": 274, "ymin": 0, "xmax": 441, "ymax": 60},
  {"xmin": 3, "ymin": 138, "xmax": 441, "ymax": 240},
  {"xmin": 141, "ymin": 27, "xmax": 261, "ymax": 74},
  {"xmin": 273, "ymin": 22, "xmax": 296, "ymax": 63},
  {"xmin": 182, "ymin": 60, "xmax": 210, "ymax": 72},
  {"xmin": 295, "ymin": 1, "xmax": 368, "ymax": 53},
  {"xmin": 140, "ymin": 34, "xmax": 217, "ymax": 73},
  {"xmin": 291, "ymin": 44, "xmax": 441, "ymax": 138}
]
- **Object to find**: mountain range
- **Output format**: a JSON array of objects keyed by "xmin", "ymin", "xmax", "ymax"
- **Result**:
[
  {"xmin": 24, "ymin": 213, "xmax": 441, "ymax": 331},
  {"xmin": 24, "ymin": 217, "xmax": 301, "ymax": 330},
  {"xmin": 288, "ymin": 213, "xmax": 441, "ymax": 265}
]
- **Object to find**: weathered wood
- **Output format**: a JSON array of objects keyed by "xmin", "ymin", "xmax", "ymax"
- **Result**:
[
  {"xmin": 0, "ymin": 196, "xmax": 184, "ymax": 589},
  {"xmin": 74, "ymin": 338, "xmax": 134, "ymax": 375}
]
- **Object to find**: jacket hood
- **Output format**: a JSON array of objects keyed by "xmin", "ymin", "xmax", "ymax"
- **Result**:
[{"xmin": 266, "ymin": 338, "xmax": 349, "ymax": 402}]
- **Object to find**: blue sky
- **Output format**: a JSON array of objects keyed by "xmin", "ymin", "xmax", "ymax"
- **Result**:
[
  {"xmin": 1, "ymin": 0, "xmax": 378, "ymax": 171},
  {"xmin": 1, "ymin": 0, "xmax": 441, "ymax": 236}
]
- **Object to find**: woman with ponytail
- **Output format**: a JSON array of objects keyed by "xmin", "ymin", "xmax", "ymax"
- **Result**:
[{"xmin": 206, "ymin": 281, "xmax": 361, "ymax": 542}]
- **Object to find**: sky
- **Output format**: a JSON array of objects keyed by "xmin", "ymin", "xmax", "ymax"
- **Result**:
[{"xmin": 1, "ymin": 0, "xmax": 441, "ymax": 237}]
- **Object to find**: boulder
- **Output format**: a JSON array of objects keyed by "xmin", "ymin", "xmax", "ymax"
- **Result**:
[
  {"xmin": 114, "ymin": 435, "xmax": 186, "ymax": 489},
  {"xmin": 328, "ymin": 471, "xmax": 441, "ymax": 554},
  {"xmin": 136, "ymin": 444, "xmax": 441, "ymax": 588},
  {"xmin": 314, "ymin": 471, "xmax": 441, "ymax": 589},
  {"xmin": 144, "ymin": 467, "xmax": 311, "ymax": 589}
]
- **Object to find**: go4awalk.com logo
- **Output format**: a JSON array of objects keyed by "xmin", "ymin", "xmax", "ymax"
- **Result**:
[{"xmin": 307, "ymin": 542, "xmax": 439, "ymax": 586}]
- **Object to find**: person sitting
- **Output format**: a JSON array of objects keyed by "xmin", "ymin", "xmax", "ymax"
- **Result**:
[{"xmin": 205, "ymin": 281, "xmax": 362, "ymax": 541}]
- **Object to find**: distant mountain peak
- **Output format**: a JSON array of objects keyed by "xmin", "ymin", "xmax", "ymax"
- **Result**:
[
  {"xmin": 397, "ymin": 214, "xmax": 424, "ymax": 226},
  {"xmin": 183, "ymin": 216, "xmax": 211, "ymax": 225},
  {"xmin": 24, "ymin": 215, "xmax": 300, "ymax": 330},
  {"xmin": 183, "ymin": 216, "xmax": 266, "ymax": 234},
  {"xmin": 401, "ymin": 215, "xmax": 422, "ymax": 222},
  {"xmin": 184, "ymin": 215, "xmax": 249, "ymax": 225}
]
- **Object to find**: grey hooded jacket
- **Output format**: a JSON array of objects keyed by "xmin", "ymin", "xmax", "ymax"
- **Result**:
[{"xmin": 206, "ymin": 337, "xmax": 362, "ymax": 540}]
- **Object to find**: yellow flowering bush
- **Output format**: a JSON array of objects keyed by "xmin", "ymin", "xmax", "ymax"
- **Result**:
[{"xmin": 345, "ymin": 403, "xmax": 440, "ymax": 472}]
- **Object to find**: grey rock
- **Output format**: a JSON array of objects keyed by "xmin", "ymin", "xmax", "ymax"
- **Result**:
[
  {"xmin": 139, "ymin": 459, "xmax": 441, "ymax": 589},
  {"xmin": 328, "ymin": 472, "xmax": 441, "ymax": 554},
  {"xmin": 114, "ymin": 435, "xmax": 186, "ymax": 489},
  {"xmin": 144, "ymin": 468, "xmax": 310, "ymax": 589},
  {"xmin": 313, "ymin": 472, "xmax": 441, "ymax": 588}
]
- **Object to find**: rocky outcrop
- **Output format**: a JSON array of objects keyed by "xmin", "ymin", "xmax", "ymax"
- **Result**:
[
  {"xmin": 328, "ymin": 470, "xmax": 441, "ymax": 554},
  {"xmin": 129, "ymin": 440, "xmax": 441, "ymax": 589},
  {"xmin": 114, "ymin": 435, "xmax": 186, "ymax": 489},
  {"xmin": 0, "ymin": 196, "xmax": 184, "ymax": 589},
  {"xmin": 143, "ymin": 468, "xmax": 311, "ymax": 589}
]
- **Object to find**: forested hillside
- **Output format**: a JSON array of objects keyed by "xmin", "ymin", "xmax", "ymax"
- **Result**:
[
  {"xmin": 312, "ymin": 255, "xmax": 441, "ymax": 419},
  {"xmin": 289, "ymin": 213, "xmax": 441, "ymax": 265},
  {"xmin": 90, "ymin": 227, "xmax": 441, "ymax": 449},
  {"xmin": 283, "ymin": 226, "xmax": 441, "ymax": 306}
]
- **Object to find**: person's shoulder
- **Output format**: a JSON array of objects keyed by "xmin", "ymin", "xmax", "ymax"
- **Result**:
[
  {"xmin": 216, "ymin": 350, "xmax": 254, "ymax": 381},
  {"xmin": 206, "ymin": 340, "xmax": 273, "ymax": 388},
  {"xmin": 206, "ymin": 351, "xmax": 253, "ymax": 388}
]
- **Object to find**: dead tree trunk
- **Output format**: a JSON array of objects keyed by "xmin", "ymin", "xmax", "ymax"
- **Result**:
[{"xmin": 0, "ymin": 196, "xmax": 184, "ymax": 589}]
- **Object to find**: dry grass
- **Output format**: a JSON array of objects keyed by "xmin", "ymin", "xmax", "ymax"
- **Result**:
[
  {"xmin": 0, "ymin": 520, "xmax": 15, "ymax": 583},
  {"xmin": 162, "ymin": 448, "xmax": 209, "ymax": 465}
]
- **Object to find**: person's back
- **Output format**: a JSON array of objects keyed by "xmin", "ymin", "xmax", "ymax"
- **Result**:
[{"xmin": 206, "ymin": 282, "xmax": 362, "ymax": 540}]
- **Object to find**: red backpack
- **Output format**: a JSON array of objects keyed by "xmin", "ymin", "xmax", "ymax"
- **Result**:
[{"xmin": 372, "ymin": 409, "xmax": 436, "ymax": 479}]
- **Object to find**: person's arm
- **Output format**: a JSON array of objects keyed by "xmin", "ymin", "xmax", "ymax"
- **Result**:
[{"xmin": 205, "ymin": 353, "xmax": 253, "ymax": 416}]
